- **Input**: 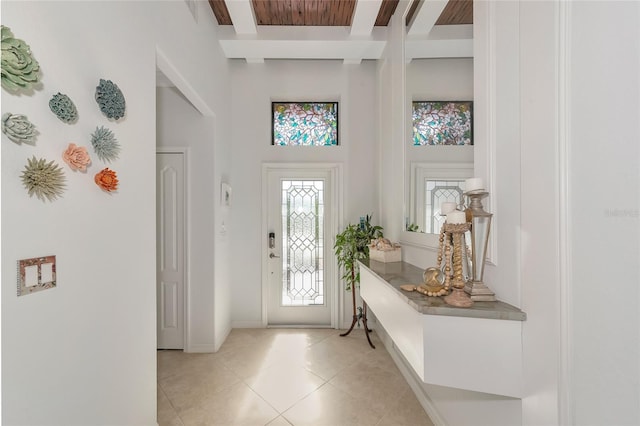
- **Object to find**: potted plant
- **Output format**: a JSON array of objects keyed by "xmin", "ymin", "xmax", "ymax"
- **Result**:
[{"xmin": 334, "ymin": 215, "xmax": 383, "ymax": 341}]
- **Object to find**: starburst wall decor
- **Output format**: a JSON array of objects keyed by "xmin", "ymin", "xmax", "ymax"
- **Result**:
[
  {"xmin": 21, "ymin": 156, "xmax": 66, "ymax": 201},
  {"xmin": 91, "ymin": 126, "xmax": 120, "ymax": 162}
]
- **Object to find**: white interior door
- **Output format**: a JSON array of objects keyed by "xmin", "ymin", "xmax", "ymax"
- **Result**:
[
  {"xmin": 157, "ymin": 152, "xmax": 185, "ymax": 349},
  {"xmin": 266, "ymin": 169, "xmax": 333, "ymax": 326}
]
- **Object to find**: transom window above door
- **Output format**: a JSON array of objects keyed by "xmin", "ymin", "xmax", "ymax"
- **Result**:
[{"xmin": 272, "ymin": 102, "xmax": 338, "ymax": 146}]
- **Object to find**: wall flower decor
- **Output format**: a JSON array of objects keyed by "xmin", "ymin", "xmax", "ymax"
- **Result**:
[
  {"xmin": 95, "ymin": 79, "xmax": 126, "ymax": 120},
  {"xmin": 1, "ymin": 25, "xmax": 40, "ymax": 92},
  {"xmin": 49, "ymin": 92, "xmax": 78, "ymax": 123},
  {"xmin": 91, "ymin": 126, "xmax": 120, "ymax": 162},
  {"xmin": 95, "ymin": 167, "xmax": 118, "ymax": 192},
  {"xmin": 2, "ymin": 112, "xmax": 37, "ymax": 144},
  {"xmin": 21, "ymin": 156, "xmax": 66, "ymax": 201},
  {"xmin": 62, "ymin": 143, "xmax": 91, "ymax": 172}
]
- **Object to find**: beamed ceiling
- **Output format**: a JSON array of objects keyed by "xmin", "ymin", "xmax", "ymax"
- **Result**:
[{"xmin": 205, "ymin": 0, "xmax": 473, "ymax": 62}]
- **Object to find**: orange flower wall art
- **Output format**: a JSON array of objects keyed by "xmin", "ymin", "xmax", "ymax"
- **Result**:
[{"xmin": 95, "ymin": 168, "xmax": 118, "ymax": 192}]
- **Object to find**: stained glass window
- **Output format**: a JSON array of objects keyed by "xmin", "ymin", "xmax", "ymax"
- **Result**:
[
  {"xmin": 272, "ymin": 102, "xmax": 338, "ymax": 146},
  {"xmin": 413, "ymin": 101, "xmax": 473, "ymax": 146}
]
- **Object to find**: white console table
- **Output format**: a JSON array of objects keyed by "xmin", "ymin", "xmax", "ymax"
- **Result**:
[{"xmin": 359, "ymin": 259, "xmax": 526, "ymax": 398}]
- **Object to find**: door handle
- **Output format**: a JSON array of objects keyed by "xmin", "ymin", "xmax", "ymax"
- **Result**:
[{"xmin": 269, "ymin": 252, "xmax": 280, "ymax": 259}]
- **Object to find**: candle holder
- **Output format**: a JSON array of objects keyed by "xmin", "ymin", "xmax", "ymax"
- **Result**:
[
  {"xmin": 443, "ymin": 222, "xmax": 474, "ymax": 308},
  {"xmin": 464, "ymin": 191, "xmax": 496, "ymax": 301}
]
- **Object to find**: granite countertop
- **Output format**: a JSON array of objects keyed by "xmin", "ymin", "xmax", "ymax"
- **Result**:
[{"xmin": 359, "ymin": 259, "xmax": 527, "ymax": 321}]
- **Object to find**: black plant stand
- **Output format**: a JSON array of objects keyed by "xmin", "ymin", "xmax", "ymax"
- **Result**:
[{"xmin": 340, "ymin": 265, "xmax": 375, "ymax": 349}]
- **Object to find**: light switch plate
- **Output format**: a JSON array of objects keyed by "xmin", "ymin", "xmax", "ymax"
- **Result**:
[{"xmin": 17, "ymin": 255, "xmax": 56, "ymax": 296}]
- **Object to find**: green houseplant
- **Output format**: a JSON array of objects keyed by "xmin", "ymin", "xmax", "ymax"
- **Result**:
[{"xmin": 334, "ymin": 215, "xmax": 383, "ymax": 340}]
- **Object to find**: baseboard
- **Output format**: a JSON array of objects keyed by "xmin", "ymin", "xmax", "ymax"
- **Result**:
[
  {"xmin": 214, "ymin": 324, "xmax": 233, "ymax": 352},
  {"xmin": 185, "ymin": 343, "xmax": 216, "ymax": 353},
  {"xmin": 267, "ymin": 324, "xmax": 334, "ymax": 329},
  {"xmin": 375, "ymin": 323, "xmax": 447, "ymax": 426},
  {"xmin": 231, "ymin": 320, "xmax": 265, "ymax": 328}
]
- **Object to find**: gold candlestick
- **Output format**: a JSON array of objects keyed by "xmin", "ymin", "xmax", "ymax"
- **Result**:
[{"xmin": 443, "ymin": 222, "xmax": 474, "ymax": 308}]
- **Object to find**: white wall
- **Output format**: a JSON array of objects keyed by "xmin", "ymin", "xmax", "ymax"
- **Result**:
[
  {"xmin": 1, "ymin": 1, "xmax": 230, "ymax": 424},
  {"xmin": 518, "ymin": 1, "xmax": 562, "ymax": 424},
  {"xmin": 568, "ymin": 1, "xmax": 639, "ymax": 424},
  {"xmin": 228, "ymin": 60, "xmax": 379, "ymax": 328}
]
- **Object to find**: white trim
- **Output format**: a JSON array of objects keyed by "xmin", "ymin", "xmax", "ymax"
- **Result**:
[
  {"xmin": 486, "ymin": 0, "xmax": 498, "ymax": 267},
  {"xmin": 404, "ymin": 161, "xmax": 474, "ymax": 247},
  {"xmin": 267, "ymin": 324, "xmax": 335, "ymax": 329},
  {"xmin": 156, "ymin": 47, "xmax": 215, "ymax": 118},
  {"xmin": 374, "ymin": 322, "xmax": 447, "ymax": 426},
  {"xmin": 261, "ymin": 163, "xmax": 344, "ymax": 329},
  {"xmin": 472, "ymin": 0, "xmax": 498, "ymax": 268},
  {"xmin": 214, "ymin": 324, "xmax": 232, "ymax": 352},
  {"xmin": 557, "ymin": 0, "xmax": 573, "ymax": 424},
  {"xmin": 231, "ymin": 321, "xmax": 265, "ymax": 329},
  {"xmin": 185, "ymin": 344, "xmax": 217, "ymax": 354},
  {"xmin": 156, "ymin": 147, "xmax": 190, "ymax": 352}
]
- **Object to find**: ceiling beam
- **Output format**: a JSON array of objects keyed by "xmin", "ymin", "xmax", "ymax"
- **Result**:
[
  {"xmin": 405, "ymin": 24, "xmax": 472, "ymax": 60},
  {"xmin": 226, "ymin": 0, "xmax": 257, "ymax": 34},
  {"xmin": 218, "ymin": 26, "xmax": 388, "ymax": 62},
  {"xmin": 350, "ymin": 0, "xmax": 384, "ymax": 36},
  {"xmin": 407, "ymin": 0, "xmax": 448, "ymax": 36}
]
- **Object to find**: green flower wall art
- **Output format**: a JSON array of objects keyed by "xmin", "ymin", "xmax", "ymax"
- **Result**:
[
  {"xmin": 2, "ymin": 112, "xmax": 37, "ymax": 144},
  {"xmin": 49, "ymin": 93, "xmax": 78, "ymax": 123},
  {"xmin": 1, "ymin": 25, "xmax": 40, "ymax": 92},
  {"xmin": 95, "ymin": 79, "xmax": 126, "ymax": 120}
]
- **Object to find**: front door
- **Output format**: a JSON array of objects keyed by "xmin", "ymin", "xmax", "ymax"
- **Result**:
[{"xmin": 266, "ymin": 169, "xmax": 333, "ymax": 326}]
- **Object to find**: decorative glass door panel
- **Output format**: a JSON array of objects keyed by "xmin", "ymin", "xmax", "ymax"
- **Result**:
[
  {"xmin": 281, "ymin": 180, "xmax": 325, "ymax": 306},
  {"xmin": 266, "ymin": 168, "xmax": 333, "ymax": 326}
]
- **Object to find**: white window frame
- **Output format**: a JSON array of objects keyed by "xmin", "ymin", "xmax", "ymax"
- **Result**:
[{"xmin": 405, "ymin": 162, "xmax": 474, "ymax": 249}]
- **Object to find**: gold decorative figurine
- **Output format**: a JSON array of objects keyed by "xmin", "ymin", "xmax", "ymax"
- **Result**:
[{"xmin": 443, "ymin": 222, "xmax": 474, "ymax": 308}]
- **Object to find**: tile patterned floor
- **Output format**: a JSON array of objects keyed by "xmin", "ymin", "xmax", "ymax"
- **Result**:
[{"xmin": 158, "ymin": 328, "xmax": 435, "ymax": 426}]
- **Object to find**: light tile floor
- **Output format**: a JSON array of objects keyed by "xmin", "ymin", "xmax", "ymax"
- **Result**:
[{"xmin": 158, "ymin": 328, "xmax": 435, "ymax": 426}]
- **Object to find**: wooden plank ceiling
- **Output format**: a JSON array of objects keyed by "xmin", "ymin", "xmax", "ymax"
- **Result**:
[
  {"xmin": 209, "ymin": 0, "xmax": 471, "ymax": 28},
  {"xmin": 208, "ymin": 0, "xmax": 399, "ymax": 27},
  {"xmin": 406, "ymin": 0, "xmax": 472, "ymax": 26}
]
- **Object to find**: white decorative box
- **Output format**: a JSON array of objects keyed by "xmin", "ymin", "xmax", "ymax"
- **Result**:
[
  {"xmin": 369, "ymin": 246, "xmax": 402, "ymax": 263},
  {"xmin": 369, "ymin": 238, "xmax": 402, "ymax": 262}
]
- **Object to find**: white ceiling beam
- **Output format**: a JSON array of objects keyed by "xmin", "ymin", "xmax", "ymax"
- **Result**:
[
  {"xmin": 350, "ymin": 0, "xmax": 384, "ymax": 36},
  {"xmin": 405, "ymin": 24, "xmax": 473, "ymax": 60},
  {"xmin": 218, "ymin": 26, "xmax": 388, "ymax": 62},
  {"xmin": 407, "ymin": 0, "xmax": 448, "ymax": 36},
  {"xmin": 225, "ymin": 0, "xmax": 257, "ymax": 35}
]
